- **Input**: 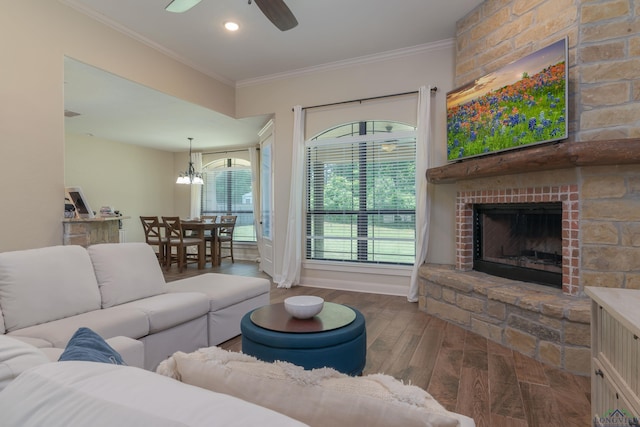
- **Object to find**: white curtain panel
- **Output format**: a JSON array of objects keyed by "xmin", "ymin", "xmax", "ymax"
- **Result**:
[
  {"xmin": 190, "ymin": 152, "xmax": 202, "ymax": 219},
  {"xmin": 276, "ymin": 106, "xmax": 305, "ymax": 288},
  {"xmin": 408, "ymin": 86, "xmax": 433, "ymax": 302},
  {"xmin": 249, "ymin": 147, "xmax": 263, "ymax": 256}
]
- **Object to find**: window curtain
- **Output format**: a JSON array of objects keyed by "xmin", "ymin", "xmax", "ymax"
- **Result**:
[
  {"xmin": 276, "ymin": 105, "xmax": 305, "ymax": 288},
  {"xmin": 408, "ymin": 86, "xmax": 433, "ymax": 302},
  {"xmin": 249, "ymin": 147, "xmax": 262, "ymax": 256},
  {"xmin": 190, "ymin": 152, "xmax": 202, "ymax": 219}
]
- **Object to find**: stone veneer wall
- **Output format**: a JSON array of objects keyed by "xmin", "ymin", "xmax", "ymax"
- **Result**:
[
  {"xmin": 455, "ymin": 0, "xmax": 640, "ymax": 141},
  {"xmin": 418, "ymin": 0, "xmax": 640, "ymax": 374},
  {"xmin": 452, "ymin": 0, "xmax": 640, "ymax": 294},
  {"xmin": 580, "ymin": 164, "xmax": 640, "ymax": 289}
]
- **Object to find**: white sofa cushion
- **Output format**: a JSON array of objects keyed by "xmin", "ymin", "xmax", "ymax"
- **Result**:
[
  {"xmin": 0, "ymin": 336, "xmax": 49, "ymax": 393},
  {"xmin": 166, "ymin": 273, "xmax": 270, "ymax": 311},
  {"xmin": 7, "ymin": 306, "xmax": 149, "ymax": 348},
  {"xmin": 157, "ymin": 347, "xmax": 475, "ymax": 427},
  {"xmin": 88, "ymin": 243, "xmax": 167, "ymax": 308},
  {"xmin": 5, "ymin": 336, "xmax": 53, "ymax": 349},
  {"xmin": 0, "ymin": 362, "xmax": 308, "ymax": 427},
  {"xmin": 0, "ymin": 246, "xmax": 101, "ymax": 332},
  {"xmin": 116, "ymin": 292, "xmax": 209, "ymax": 333}
]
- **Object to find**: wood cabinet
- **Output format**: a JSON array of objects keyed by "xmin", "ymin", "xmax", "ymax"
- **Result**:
[{"xmin": 586, "ymin": 287, "xmax": 640, "ymax": 426}]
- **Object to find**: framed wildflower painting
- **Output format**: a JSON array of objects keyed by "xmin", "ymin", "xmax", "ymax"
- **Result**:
[{"xmin": 446, "ymin": 37, "xmax": 568, "ymax": 161}]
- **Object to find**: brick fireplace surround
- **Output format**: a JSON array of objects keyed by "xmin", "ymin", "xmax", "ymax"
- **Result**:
[{"xmin": 456, "ymin": 184, "xmax": 580, "ymax": 295}]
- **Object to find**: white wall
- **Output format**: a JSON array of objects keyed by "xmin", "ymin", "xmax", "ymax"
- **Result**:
[
  {"xmin": 65, "ymin": 135, "xmax": 176, "ymax": 243},
  {"xmin": 0, "ymin": 0, "xmax": 234, "ymax": 251},
  {"xmin": 236, "ymin": 43, "xmax": 458, "ymax": 295}
]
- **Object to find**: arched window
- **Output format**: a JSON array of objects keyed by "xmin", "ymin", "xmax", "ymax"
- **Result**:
[
  {"xmin": 305, "ymin": 120, "xmax": 416, "ymax": 264},
  {"xmin": 201, "ymin": 158, "xmax": 256, "ymax": 242}
]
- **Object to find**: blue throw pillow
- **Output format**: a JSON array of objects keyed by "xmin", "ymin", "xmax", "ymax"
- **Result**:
[{"xmin": 58, "ymin": 327, "xmax": 125, "ymax": 365}]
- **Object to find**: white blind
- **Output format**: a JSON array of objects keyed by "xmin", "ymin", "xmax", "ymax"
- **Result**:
[
  {"xmin": 202, "ymin": 159, "xmax": 256, "ymax": 242},
  {"xmin": 305, "ymin": 133, "xmax": 416, "ymax": 264}
]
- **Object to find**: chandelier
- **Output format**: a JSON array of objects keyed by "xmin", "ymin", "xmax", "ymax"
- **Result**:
[{"xmin": 176, "ymin": 137, "xmax": 204, "ymax": 185}]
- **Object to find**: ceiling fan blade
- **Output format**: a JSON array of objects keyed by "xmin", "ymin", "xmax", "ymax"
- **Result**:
[
  {"xmin": 165, "ymin": 0, "xmax": 202, "ymax": 13},
  {"xmin": 254, "ymin": 0, "xmax": 298, "ymax": 31}
]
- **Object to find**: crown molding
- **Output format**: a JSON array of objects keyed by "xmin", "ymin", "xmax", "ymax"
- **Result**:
[
  {"xmin": 59, "ymin": 1, "xmax": 454, "ymax": 92},
  {"xmin": 59, "ymin": 0, "xmax": 235, "ymax": 88},
  {"xmin": 236, "ymin": 39, "xmax": 455, "ymax": 89}
]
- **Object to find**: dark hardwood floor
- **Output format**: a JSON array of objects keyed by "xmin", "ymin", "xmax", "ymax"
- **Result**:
[{"xmin": 164, "ymin": 261, "xmax": 592, "ymax": 427}]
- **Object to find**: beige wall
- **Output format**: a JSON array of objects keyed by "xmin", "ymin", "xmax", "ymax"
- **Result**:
[
  {"xmin": 65, "ymin": 135, "xmax": 176, "ymax": 243},
  {"xmin": 3, "ymin": 0, "xmax": 460, "ymax": 296},
  {"xmin": 0, "ymin": 0, "xmax": 234, "ymax": 251},
  {"xmin": 237, "ymin": 42, "xmax": 457, "ymax": 294}
]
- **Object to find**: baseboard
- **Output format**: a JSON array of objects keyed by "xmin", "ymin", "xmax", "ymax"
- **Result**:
[{"xmin": 297, "ymin": 276, "xmax": 408, "ymax": 297}]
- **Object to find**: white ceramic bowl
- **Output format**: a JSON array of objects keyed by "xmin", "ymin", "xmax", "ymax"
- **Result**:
[{"xmin": 284, "ymin": 296, "xmax": 324, "ymax": 319}]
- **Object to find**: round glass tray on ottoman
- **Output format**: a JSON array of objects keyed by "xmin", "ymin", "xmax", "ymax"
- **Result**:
[{"xmin": 240, "ymin": 302, "xmax": 366, "ymax": 376}]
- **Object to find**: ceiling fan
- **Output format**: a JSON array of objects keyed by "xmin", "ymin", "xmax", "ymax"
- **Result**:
[{"xmin": 165, "ymin": 0, "xmax": 298, "ymax": 31}]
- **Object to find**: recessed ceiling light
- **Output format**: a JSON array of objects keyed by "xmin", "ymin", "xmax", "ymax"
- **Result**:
[{"xmin": 224, "ymin": 21, "xmax": 239, "ymax": 31}]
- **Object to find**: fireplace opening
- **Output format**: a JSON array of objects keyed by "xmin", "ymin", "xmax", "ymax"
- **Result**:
[{"xmin": 473, "ymin": 203, "xmax": 562, "ymax": 288}]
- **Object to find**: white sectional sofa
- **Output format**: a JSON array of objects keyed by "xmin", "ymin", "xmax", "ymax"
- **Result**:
[
  {"xmin": 0, "ymin": 242, "xmax": 270, "ymax": 370},
  {"xmin": 0, "ymin": 243, "xmax": 476, "ymax": 427}
]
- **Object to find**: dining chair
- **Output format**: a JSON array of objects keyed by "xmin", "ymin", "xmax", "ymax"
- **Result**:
[
  {"xmin": 140, "ymin": 216, "xmax": 168, "ymax": 266},
  {"xmin": 162, "ymin": 216, "xmax": 203, "ymax": 272},
  {"xmin": 218, "ymin": 215, "xmax": 237, "ymax": 263},
  {"xmin": 201, "ymin": 215, "xmax": 217, "ymax": 265}
]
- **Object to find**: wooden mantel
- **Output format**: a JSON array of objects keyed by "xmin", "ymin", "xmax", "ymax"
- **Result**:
[{"xmin": 427, "ymin": 139, "xmax": 640, "ymax": 184}]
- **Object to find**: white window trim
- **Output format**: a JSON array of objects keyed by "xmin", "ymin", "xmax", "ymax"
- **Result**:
[
  {"xmin": 304, "ymin": 126, "xmax": 417, "ymax": 267},
  {"xmin": 306, "ymin": 130, "xmax": 416, "ymax": 148}
]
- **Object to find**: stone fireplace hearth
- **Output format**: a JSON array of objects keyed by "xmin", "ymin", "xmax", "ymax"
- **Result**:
[{"xmin": 418, "ymin": 263, "xmax": 591, "ymax": 374}]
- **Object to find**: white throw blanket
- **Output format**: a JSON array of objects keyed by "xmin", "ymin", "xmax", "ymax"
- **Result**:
[{"xmin": 158, "ymin": 346, "xmax": 476, "ymax": 427}]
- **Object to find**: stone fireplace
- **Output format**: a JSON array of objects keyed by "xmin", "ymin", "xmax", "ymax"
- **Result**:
[
  {"xmin": 419, "ymin": 161, "xmax": 591, "ymax": 374},
  {"xmin": 419, "ymin": 140, "xmax": 639, "ymax": 376},
  {"xmin": 416, "ymin": 0, "xmax": 640, "ymax": 376}
]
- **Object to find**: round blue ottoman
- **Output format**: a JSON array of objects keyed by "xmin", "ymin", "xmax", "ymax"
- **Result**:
[{"xmin": 240, "ymin": 305, "xmax": 366, "ymax": 376}]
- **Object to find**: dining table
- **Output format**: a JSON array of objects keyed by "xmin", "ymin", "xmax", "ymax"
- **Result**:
[{"xmin": 180, "ymin": 219, "xmax": 224, "ymax": 268}]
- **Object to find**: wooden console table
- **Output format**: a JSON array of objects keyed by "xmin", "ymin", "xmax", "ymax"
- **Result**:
[{"xmin": 62, "ymin": 216, "xmax": 129, "ymax": 247}]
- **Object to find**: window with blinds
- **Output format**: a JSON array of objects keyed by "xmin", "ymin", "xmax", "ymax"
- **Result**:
[
  {"xmin": 305, "ymin": 121, "xmax": 416, "ymax": 265},
  {"xmin": 201, "ymin": 158, "xmax": 256, "ymax": 242}
]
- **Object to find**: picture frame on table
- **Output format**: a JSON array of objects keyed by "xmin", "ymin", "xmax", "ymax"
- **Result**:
[{"xmin": 65, "ymin": 186, "xmax": 94, "ymax": 218}]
